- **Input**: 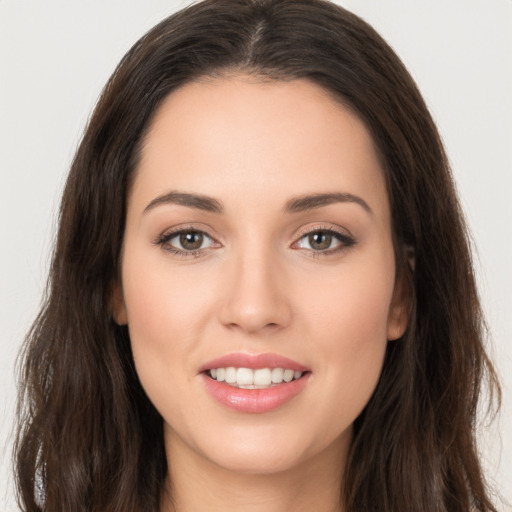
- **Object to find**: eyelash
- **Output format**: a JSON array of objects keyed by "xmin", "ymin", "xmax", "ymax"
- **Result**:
[
  {"xmin": 154, "ymin": 226, "xmax": 216, "ymax": 258},
  {"xmin": 154, "ymin": 226, "xmax": 356, "ymax": 258},
  {"xmin": 292, "ymin": 226, "xmax": 356, "ymax": 257}
]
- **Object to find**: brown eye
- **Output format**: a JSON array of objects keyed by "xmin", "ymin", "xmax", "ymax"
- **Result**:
[
  {"xmin": 294, "ymin": 229, "xmax": 355, "ymax": 253},
  {"xmin": 157, "ymin": 229, "xmax": 217, "ymax": 255},
  {"xmin": 179, "ymin": 231, "xmax": 204, "ymax": 250},
  {"xmin": 308, "ymin": 231, "xmax": 332, "ymax": 250}
]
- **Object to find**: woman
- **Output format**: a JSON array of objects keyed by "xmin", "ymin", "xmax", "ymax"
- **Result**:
[{"xmin": 14, "ymin": 0, "xmax": 501, "ymax": 510}]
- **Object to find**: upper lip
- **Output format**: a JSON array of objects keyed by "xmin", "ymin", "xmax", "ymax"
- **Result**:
[{"xmin": 199, "ymin": 353, "xmax": 310, "ymax": 373}]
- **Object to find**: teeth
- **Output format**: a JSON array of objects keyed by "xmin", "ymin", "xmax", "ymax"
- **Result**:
[
  {"xmin": 237, "ymin": 367, "xmax": 254, "ymax": 386},
  {"xmin": 208, "ymin": 367, "xmax": 304, "ymax": 388},
  {"xmin": 254, "ymin": 368, "xmax": 271, "ymax": 386},
  {"xmin": 271, "ymin": 368, "xmax": 284, "ymax": 383},
  {"xmin": 225, "ymin": 367, "xmax": 237, "ymax": 383},
  {"xmin": 283, "ymin": 369, "xmax": 294, "ymax": 382}
]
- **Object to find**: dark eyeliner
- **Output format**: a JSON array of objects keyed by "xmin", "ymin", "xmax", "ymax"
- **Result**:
[
  {"xmin": 295, "ymin": 227, "xmax": 356, "ymax": 256},
  {"xmin": 153, "ymin": 227, "xmax": 214, "ymax": 258}
]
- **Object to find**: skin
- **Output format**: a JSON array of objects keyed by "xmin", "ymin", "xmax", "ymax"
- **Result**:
[{"xmin": 113, "ymin": 76, "xmax": 409, "ymax": 512}]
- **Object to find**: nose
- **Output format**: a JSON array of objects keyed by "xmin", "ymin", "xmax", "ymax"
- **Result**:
[{"xmin": 218, "ymin": 247, "xmax": 293, "ymax": 334}]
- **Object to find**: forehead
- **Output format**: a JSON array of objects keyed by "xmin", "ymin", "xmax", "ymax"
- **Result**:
[{"xmin": 130, "ymin": 76, "xmax": 389, "ymax": 218}]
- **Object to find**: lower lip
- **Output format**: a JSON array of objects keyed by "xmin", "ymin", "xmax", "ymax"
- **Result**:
[{"xmin": 201, "ymin": 373, "xmax": 311, "ymax": 413}]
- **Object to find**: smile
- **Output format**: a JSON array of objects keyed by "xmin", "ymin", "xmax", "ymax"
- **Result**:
[
  {"xmin": 200, "ymin": 353, "xmax": 311, "ymax": 413},
  {"xmin": 208, "ymin": 367, "xmax": 304, "ymax": 389}
]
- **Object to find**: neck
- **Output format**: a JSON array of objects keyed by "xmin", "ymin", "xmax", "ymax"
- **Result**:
[{"xmin": 160, "ymin": 431, "xmax": 349, "ymax": 512}]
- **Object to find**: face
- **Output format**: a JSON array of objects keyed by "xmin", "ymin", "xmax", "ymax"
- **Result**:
[{"xmin": 113, "ymin": 76, "xmax": 408, "ymax": 476}]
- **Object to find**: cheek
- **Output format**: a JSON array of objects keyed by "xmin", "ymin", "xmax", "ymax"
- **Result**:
[
  {"xmin": 119, "ymin": 249, "xmax": 212, "ymax": 407},
  {"xmin": 298, "ymin": 254, "xmax": 394, "ymax": 417},
  {"xmin": 122, "ymin": 245, "xmax": 212, "ymax": 339},
  {"xmin": 303, "ymin": 253, "xmax": 394, "ymax": 340}
]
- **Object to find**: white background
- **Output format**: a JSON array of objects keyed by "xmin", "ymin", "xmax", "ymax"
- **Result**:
[{"xmin": 1, "ymin": 1, "xmax": 510, "ymax": 510}]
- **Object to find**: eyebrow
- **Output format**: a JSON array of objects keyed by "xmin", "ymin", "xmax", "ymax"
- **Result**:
[
  {"xmin": 284, "ymin": 192, "xmax": 373, "ymax": 214},
  {"xmin": 144, "ymin": 191, "xmax": 223, "ymax": 214},
  {"xmin": 143, "ymin": 190, "xmax": 372, "ymax": 215}
]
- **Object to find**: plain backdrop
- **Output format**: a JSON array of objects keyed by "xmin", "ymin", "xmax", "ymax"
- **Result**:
[{"xmin": 1, "ymin": 1, "xmax": 511, "ymax": 510}]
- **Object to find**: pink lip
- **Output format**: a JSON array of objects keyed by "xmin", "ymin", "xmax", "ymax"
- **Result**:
[
  {"xmin": 201, "ymin": 372, "xmax": 311, "ymax": 414},
  {"xmin": 199, "ymin": 352, "xmax": 311, "ymax": 414},
  {"xmin": 198, "ymin": 352, "xmax": 309, "ymax": 373}
]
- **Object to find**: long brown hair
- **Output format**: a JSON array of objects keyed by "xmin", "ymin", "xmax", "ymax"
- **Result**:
[{"xmin": 15, "ymin": 1, "xmax": 501, "ymax": 510}]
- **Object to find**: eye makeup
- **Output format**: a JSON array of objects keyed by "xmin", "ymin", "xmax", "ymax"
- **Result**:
[
  {"xmin": 153, "ymin": 225, "xmax": 220, "ymax": 258},
  {"xmin": 291, "ymin": 225, "xmax": 356, "ymax": 257},
  {"xmin": 153, "ymin": 223, "xmax": 356, "ymax": 259}
]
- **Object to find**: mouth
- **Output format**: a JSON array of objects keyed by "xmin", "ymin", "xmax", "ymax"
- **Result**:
[
  {"xmin": 200, "ymin": 353, "xmax": 311, "ymax": 413},
  {"xmin": 205, "ymin": 367, "xmax": 306, "ymax": 389}
]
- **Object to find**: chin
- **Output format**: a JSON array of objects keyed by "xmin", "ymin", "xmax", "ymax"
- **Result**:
[
  {"xmin": 207, "ymin": 444, "xmax": 306, "ymax": 476},
  {"xmin": 190, "ymin": 420, "xmax": 350, "ymax": 477}
]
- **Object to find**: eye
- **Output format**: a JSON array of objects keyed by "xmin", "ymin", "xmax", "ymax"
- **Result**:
[
  {"xmin": 293, "ymin": 228, "xmax": 355, "ymax": 254},
  {"xmin": 156, "ymin": 229, "xmax": 218, "ymax": 256}
]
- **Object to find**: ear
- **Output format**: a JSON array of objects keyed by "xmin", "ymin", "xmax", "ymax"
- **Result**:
[
  {"xmin": 111, "ymin": 281, "xmax": 128, "ymax": 325},
  {"xmin": 387, "ymin": 248, "xmax": 414, "ymax": 341}
]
